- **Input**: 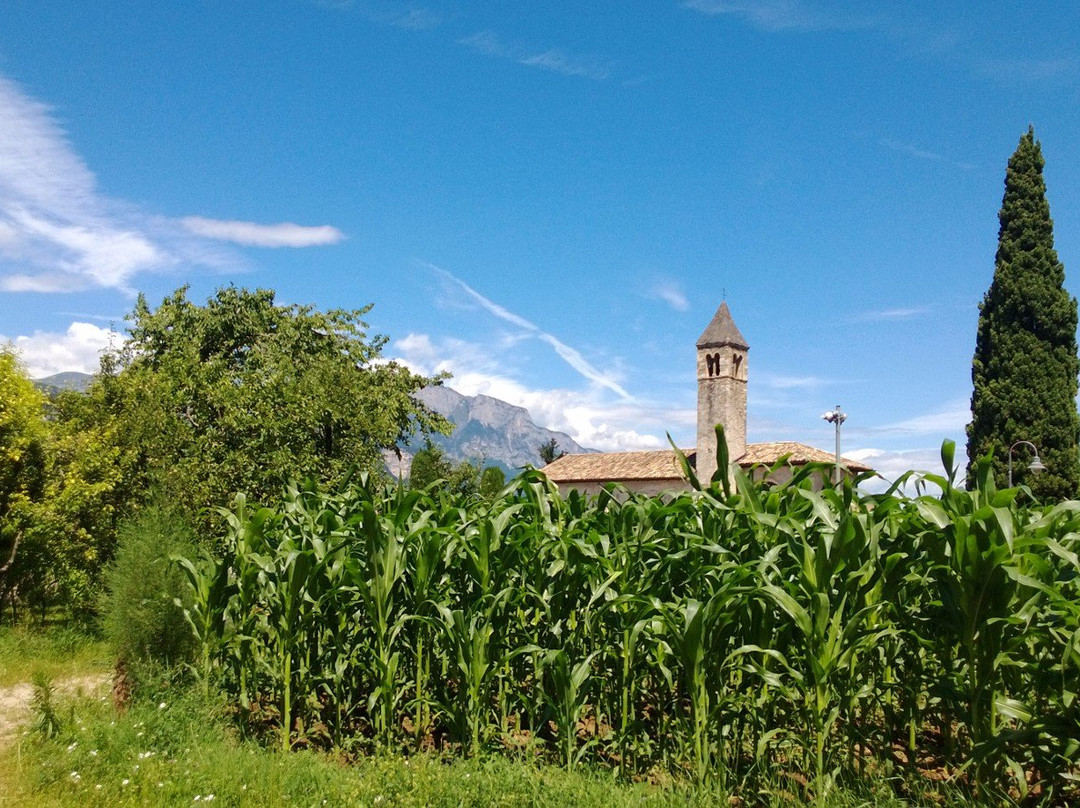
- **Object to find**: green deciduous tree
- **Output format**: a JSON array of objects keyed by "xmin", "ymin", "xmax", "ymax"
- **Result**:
[
  {"xmin": 479, "ymin": 465, "xmax": 506, "ymax": 497},
  {"xmin": 967, "ymin": 127, "xmax": 1080, "ymax": 499},
  {"xmin": 0, "ymin": 348, "xmax": 47, "ymax": 608},
  {"xmin": 408, "ymin": 440, "xmax": 480, "ymax": 496},
  {"xmin": 99, "ymin": 286, "xmax": 449, "ymax": 536}
]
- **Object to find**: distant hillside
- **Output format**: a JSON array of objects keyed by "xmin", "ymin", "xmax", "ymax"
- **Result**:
[
  {"xmin": 33, "ymin": 371, "xmax": 94, "ymax": 394},
  {"xmin": 386, "ymin": 386, "xmax": 592, "ymax": 480}
]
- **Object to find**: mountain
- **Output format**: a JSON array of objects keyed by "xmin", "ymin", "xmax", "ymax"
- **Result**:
[
  {"xmin": 386, "ymin": 386, "xmax": 592, "ymax": 479},
  {"xmin": 33, "ymin": 371, "xmax": 94, "ymax": 394}
]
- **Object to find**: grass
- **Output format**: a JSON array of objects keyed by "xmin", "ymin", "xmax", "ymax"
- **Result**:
[
  {"xmin": 0, "ymin": 672, "xmax": 975, "ymax": 808},
  {"xmin": 0, "ymin": 623, "xmax": 110, "ymax": 688}
]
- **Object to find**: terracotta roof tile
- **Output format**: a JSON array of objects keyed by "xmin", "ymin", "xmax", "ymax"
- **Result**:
[
  {"xmin": 740, "ymin": 441, "xmax": 873, "ymax": 473},
  {"xmin": 542, "ymin": 449, "xmax": 691, "ymax": 482},
  {"xmin": 543, "ymin": 442, "xmax": 873, "ymax": 483}
]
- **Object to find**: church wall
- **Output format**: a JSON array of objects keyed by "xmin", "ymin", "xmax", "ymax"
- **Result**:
[{"xmin": 554, "ymin": 479, "xmax": 692, "ymax": 498}]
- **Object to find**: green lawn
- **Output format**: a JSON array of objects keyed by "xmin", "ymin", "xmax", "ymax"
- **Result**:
[
  {"xmin": 0, "ymin": 624, "xmax": 110, "ymax": 688},
  {"xmin": 0, "ymin": 627, "xmax": 972, "ymax": 807}
]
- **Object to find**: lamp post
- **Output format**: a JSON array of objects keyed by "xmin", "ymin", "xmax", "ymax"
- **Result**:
[
  {"xmin": 1007, "ymin": 440, "xmax": 1046, "ymax": 487},
  {"xmin": 821, "ymin": 404, "xmax": 846, "ymax": 484}
]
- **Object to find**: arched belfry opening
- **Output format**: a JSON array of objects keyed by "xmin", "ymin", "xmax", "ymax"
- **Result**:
[{"xmin": 695, "ymin": 302, "xmax": 749, "ymax": 481}]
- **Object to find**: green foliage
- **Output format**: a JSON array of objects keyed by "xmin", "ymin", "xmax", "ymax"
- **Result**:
[
  {"xmin": 175, "ymin": 443, "xmax": 1080, "ymax": 803},
  {"xmin": 100, "ymin": 500, "xmax": 198, "ymax": 667},
  {"xmin": 0, "ymin": 347, "xmax": 135, "ymax": 620},
  {"xmin": 7, "ymin": 677, "xmax": 935, "ymax": 807},
  {"xmin": 538, "ymin": 437, "xmax": 565, "ymax": 465},
  {"xmin": 18, "ymin": 388, "xmax": 138, "ymax": 617},
  {"xmin": 0, "ymin": 347, "xmax": 48, "ymax": 604},
  {"xmin": 97, "ymin": 285, "xmax": 449, "ymax": 536},
  {"xmin": 408, "ymin": 440, "xmax": 480, "ymax": 495},
  {"xmin": 0, "ymin": 624, "xmax": 108, "ymax": 687},
  {"xmin": 30, "ymin": 672, "xmax": 63, "ymax": 739},
  {"xmin": 480, "ymin": 465, "xmax": 506, "ymax": 497},
  {"xmin": 967, "ymin": 127, "xmax": 1080, "ymax": 498}
]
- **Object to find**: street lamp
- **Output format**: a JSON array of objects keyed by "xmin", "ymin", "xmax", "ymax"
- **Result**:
[
  {"xmin": 1007, "ymin": 440, "xmax": 1046, "ymax": 487},
  {"xmin": 821, "ymin": 404, "xmax": 847, "ymax": 484}
]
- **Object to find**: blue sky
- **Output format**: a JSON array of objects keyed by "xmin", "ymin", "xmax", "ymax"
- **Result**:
[{"xmin": 2, "ymin": 1, "xmax": 1079, "ymax": 481}]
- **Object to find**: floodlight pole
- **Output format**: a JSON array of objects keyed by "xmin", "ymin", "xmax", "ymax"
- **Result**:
[{"xmin": 821, "ymin": 404, "xmax": 847, "ymax": 484}]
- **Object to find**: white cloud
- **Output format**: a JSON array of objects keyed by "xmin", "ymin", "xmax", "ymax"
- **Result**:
[
  {"xmin": 846, "ymin": 446, "xmax": 961, "ymax": 494},
  {"xmin": 427, "ymin": 263, "xmax": 632, "ymax": 399},
  {"xmin": 0, "ymin": 73, "xmax": 342, "ymax": 293},
  {"xmin": 683, "ymin": 0, "xmax": 880, "ymax": 32},
  {"xmin": 458, "ymin": 31, "xmax": 612, "ymax": 81},
  {"xmin": 852, "ymin": 305, "xmax": 931, "ymax": 322},
  {"xmin": 393, "ymin": 332, "xmax": 673, "ymax": 452},
  {"xmin": 180, "ymin": 217, "xmax": 345, "ymax": 247},
  {"xmin": 879, "ymin": 399, "xmax": 970, "ymax": 438},
  {"xmin": 650, "ymin": 280, "xmax": 689, "ymax": 311},
  {"xmin": 2, "ymin": 321, "xmax": 116, "ymax": 377},
  {"xmin": 761, "ymin": 373, "xmax": 825, "ymax": 390}
]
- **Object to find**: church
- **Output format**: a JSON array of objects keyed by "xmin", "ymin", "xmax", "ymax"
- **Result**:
[{"xmin": 542, "ymin": 302, "xmax": 871, "ymax": 494}]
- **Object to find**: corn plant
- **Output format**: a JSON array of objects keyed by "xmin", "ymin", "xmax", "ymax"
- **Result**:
[{"xmin": 173, "ymin": 437, "xmax": 1080, "ymax": 803}]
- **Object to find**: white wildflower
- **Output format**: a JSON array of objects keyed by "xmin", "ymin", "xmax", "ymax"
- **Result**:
[
  {"xmin": 66, "ymin": 742, "xmax": 77, "ymax": 752},
  {"xmin": 122, "ymin": 779, "xmax": 130, "ymax": 786}
]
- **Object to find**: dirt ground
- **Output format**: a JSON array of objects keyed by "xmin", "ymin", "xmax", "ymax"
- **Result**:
[{"xmin": 0, "ymin": 674, "xmax": 108, "ymax": 746}]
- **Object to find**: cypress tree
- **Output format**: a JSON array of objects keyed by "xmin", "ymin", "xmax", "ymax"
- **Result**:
[{"xmin": 967, "ymin": 127, "xmax": 1080, "ymax": 498}]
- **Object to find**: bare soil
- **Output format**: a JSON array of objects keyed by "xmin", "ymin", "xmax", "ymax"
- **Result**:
[{"xmin": 0, "ymin": 673, "xmax": 108, "ymax": 745}]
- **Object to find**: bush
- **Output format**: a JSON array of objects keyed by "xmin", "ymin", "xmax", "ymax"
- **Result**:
[{"xmin": 100, "ymin": 500, "xmax": 196, "ymax": 668}]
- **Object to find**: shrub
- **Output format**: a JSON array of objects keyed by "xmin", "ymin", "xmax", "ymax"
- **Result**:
[{"xmin": 100, "ymin": 499, "xmax": 196, "ymax": 668}]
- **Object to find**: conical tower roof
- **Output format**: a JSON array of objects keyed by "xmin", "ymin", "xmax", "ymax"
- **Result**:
[{"xmin": 696, "ymin": 302, "xmax": 748, "ymax": 349}]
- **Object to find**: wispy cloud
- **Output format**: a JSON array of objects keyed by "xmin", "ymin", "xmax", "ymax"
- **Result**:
[
  {"xmin": 425, "ymin": 263, "xmax": 632, "ymax": 399},
  {"xmin": 393, "ymin": 331, "xmax": 672, "ymax": 451},
  {"xmin": 458, "ymin": 31, "xmax": 613, "ymax": 80},
  {"xmin": 683, "ymin": 0, "xmax": 881, "ymax": 33},
  {"xmin": 348, "ymin": 1, "xmax": 442, "ymax": 31},
  {"xmin": 0, "ymin": 73, "xmax": 342, "ymax": 293},
  {"xmin": 763, "ymin": 374, "xmax": 825, "ymax": 390},
  {"xmin": 878, "ymin": 138, "xmax": 975, "ymax": 171},
  {"xmin": 649, "ymin": 279, "xmax": 689, "ymax": 311},
  {"xmin": 878, "ymin": 399, "xmax": 970, "ymax": 438},
  {"xmin": 974, "ymin": 56, "xmax": 1079, "ymax": 83},
  {"xmin": 845, "ymin": 446, "xmax": 955, "ymax": 493},
  {"xmin": 181, "ymin": 217, "xmax": 344, "ymax": 247},
  {"xmin": 1, "ymin": 321, "xmax": 116, "ymax": 377},
  {"xmin": 852, "ymin": 305, "xmax": 930, "ymax": 322}
]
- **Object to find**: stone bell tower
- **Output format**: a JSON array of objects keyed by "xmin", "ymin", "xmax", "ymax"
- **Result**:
[{"xmin": 696, "ymin": 302, "xmax": 748, "ymax": 482}]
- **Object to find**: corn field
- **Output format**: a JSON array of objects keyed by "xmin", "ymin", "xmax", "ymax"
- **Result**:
[{"xmin": 178, "ymin": 439, "xmax": 1080, "ymax": 802}]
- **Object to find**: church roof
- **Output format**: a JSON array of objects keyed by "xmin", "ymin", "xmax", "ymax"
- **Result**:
[
  {"xmin": 696, "ymin": 301, "xmax": 749, "ymax": 350},
  {"xmin": 740, "ymin": 442, "xmax": 873, "ymax": 472},
  {"xmin": 542, "ymin": 449, "xmax": 692, "ymax": 482},
  {"xmin": 543, "ymin": 442, "xmax": 872, "ymax": 483}
]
